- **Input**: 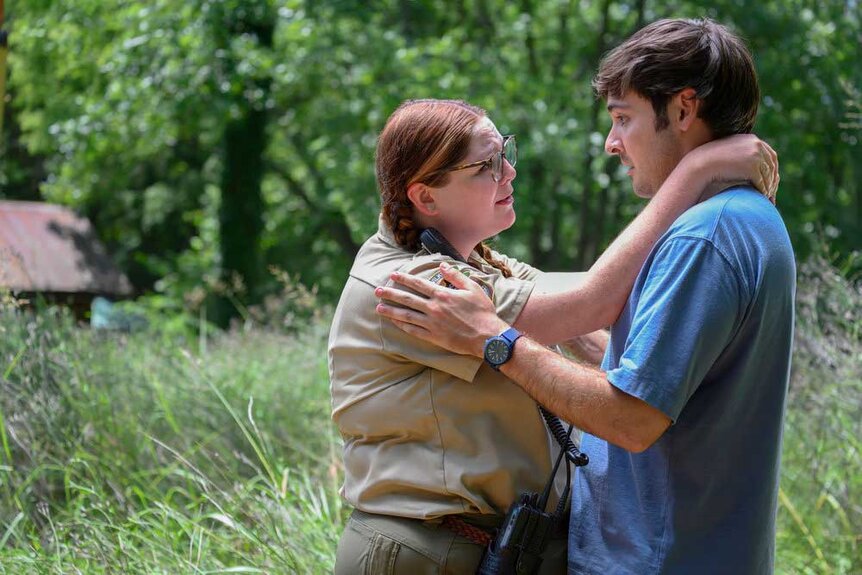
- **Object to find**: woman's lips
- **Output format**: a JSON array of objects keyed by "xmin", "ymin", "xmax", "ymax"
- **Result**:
[{"xmin": 496, "ymin": 195, "xmax": 514, "ymax": 205}]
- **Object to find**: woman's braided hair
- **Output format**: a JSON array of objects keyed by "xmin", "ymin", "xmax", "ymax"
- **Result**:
[{"xmin": 376, "ymin": 99, "xmax": 512, "ymax": 278}]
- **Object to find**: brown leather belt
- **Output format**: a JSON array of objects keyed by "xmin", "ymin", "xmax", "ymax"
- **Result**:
[{"xmin": 441, "ymin": 515, "xmax": 494, "ymax": 546}]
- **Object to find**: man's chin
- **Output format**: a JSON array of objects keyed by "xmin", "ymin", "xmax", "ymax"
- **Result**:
[{"xmin": 632, "ymin": 184, "xmax": 656, "ymax": 199}]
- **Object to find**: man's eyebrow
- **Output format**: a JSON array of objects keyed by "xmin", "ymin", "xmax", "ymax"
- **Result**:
[{"xmin": 607, "ymin": 102, "xmax": 631, "ymax": 112}]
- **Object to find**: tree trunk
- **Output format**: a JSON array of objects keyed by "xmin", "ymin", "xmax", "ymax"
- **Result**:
[
  {"xmin": 519, "ymin": 0, "xmax": 539, "ymax": 76},
  {"xmin": 215, "ymin": 10, "xmax": 274, "ymax": 327},
  {"xmin": 576, "ymin": 0, "xmax": 612, "ymax": 268}
]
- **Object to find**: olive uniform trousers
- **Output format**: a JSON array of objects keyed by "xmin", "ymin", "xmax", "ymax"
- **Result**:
[{"xmin": 335, "ymin": 509, "xmax": 568, "ymax": 574}]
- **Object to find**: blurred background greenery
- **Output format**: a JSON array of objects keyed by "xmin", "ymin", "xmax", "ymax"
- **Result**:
[
  {"xmin": 1, "ymin": 1, "xmax": 860, "ymax": 573},
  {"xmin": 2, "ymin": 0, "xmax": 860, "ymax": 322}
]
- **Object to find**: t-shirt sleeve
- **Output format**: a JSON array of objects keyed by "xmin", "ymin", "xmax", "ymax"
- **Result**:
[
  {"xmin": 606, "ymin": 237, "xmax": 745, "ymax": 421},
  {"xmin": 382, "ymin": 255, "xmax": 536, "ymax": 382}
]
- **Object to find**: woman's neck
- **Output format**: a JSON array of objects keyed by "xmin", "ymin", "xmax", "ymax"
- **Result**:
[{"xmin": 420, "ymin": 226, "xmax": 475, "ymax": 261}]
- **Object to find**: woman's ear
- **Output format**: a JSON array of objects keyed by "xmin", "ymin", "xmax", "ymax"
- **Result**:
[
  {"xmin": 673, "ymin": 87, "xmax": 701, "ymax": 132},
  {"xmin": 407, "ymin": 182, "xmax": 438, "ymax": 217}
]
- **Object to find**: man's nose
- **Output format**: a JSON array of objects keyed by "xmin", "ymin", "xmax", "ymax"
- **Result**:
[{"xmin": 605, "ymin": 130, "xmax": 622, "ymax": 156}]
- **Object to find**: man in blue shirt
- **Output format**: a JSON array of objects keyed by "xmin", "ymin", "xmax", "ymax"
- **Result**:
[
  {"xmin": 376, "ymin": 18, "xmax": 795, "ymax": 575},
  {"xmin": 566, "ymin": 182, "xmax": 794, "ymax": 574}
]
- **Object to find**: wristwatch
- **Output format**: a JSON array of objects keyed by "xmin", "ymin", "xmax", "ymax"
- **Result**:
[{"xmin": 483, "ymin": 327, "xmax": 522, "ymax": 370}]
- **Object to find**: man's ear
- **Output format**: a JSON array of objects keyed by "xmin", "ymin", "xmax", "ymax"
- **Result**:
[
  {"xmin": 406, "ymin": 182, "xmax": 438, "ymax": 217},
  {"xmin": 673, "ymin": 88, "xmax": 701, "ymax": 132}
]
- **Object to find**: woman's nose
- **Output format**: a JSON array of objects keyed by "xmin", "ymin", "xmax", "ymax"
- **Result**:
[{"xmin": 502, "ymin": 158, "xmax": 516, "ymax": 183}]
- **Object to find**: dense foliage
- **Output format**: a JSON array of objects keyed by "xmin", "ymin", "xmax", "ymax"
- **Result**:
[
  {"xmin": 0, "ymin": 254, "xmax": 859, "ymax": 573},
  {"xmin": 2, "ymin": 1, "xmax": 860, "ymax": 321}
]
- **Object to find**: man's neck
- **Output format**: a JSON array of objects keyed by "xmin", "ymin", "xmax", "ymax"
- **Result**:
[{"xmin": 679, "ymin": 123, "xmax": 714, "ymax": 156}]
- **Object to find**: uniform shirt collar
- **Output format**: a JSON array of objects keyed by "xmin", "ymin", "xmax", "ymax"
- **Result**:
[
  {"xmin": 376, "ymin": 213, "xmax": 488, "ymax": 266},
  {"xmin": 376, "ymin": 214, "xmax": 401, "ymax": 250}
]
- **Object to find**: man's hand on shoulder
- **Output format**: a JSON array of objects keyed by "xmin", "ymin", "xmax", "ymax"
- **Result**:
[{"xmin": 375, "ymin": 262, "xmax": 509, "ymax": 357}]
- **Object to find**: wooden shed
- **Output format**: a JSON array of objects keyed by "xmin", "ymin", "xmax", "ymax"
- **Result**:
[{"xmin": 0, "ymin": 200, "xmax": 132, "ymax": 316}]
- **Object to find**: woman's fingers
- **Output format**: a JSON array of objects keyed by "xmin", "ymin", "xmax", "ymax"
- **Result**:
[
  {"xmin": 761, "ymin": 141, "xmax": 779, "ymax": 202},
  {"xmin": 751, "ymin": 138, "xmax": 779, "ymax": 204},
  {"xmin": 757, "ymin": 159, "xmax": 774, "ymax": 202}
]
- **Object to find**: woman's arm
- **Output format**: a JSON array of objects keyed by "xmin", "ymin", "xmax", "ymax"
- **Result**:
[
  {"xmin": 374, "ymin": 134, "xmax": 778, "ymax": 346},
  {"xmin": 511, "ymin": 134, "xmax": 777, "ymax": 344},
  {"xmin": 532, "ymin": 271, "xmax": 609, "ymax": 364},
  {"xmin": 561, "ymin": 331, "xmax": 610, "ymax": 366}
]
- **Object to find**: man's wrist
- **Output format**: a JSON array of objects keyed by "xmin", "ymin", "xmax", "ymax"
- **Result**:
[
  {"xmin": 474, "ymin": 320, "xmax": 511, "ymax": 358},
  {"xmin": 482, "ymin": 326, "xmax": 522, "ymax": 370}
]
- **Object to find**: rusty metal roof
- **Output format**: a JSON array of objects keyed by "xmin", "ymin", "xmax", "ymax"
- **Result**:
[{"xmin": 0, "ymin": 200, "xmax": 132, "ymax": 296}]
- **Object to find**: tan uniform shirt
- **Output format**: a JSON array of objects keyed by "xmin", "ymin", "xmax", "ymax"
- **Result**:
[{"xmin": 329, "ymin": 217, "xmax": 564, "ymax": 519}]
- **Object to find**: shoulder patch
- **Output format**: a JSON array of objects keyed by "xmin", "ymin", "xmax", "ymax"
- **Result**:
[
  {"xmin": 429, "ymin": 270, "xmax": 447, "ymax": 285},
  {"xmin": 429, "ymin": 267, "xmax": 493, "ymax": 300}
]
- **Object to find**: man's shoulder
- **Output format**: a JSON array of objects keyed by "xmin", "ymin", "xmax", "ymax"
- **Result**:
[
  {"xmin": 660, "ymin": 186, "xmax": 795, "ymax": 289},
  {"xmin": 669, "ymin": 187, "xmax": 785, "ymax": 243},
  {"xmin": 673, "ymin": 185, "xmax": 755, "ymax": 221}
]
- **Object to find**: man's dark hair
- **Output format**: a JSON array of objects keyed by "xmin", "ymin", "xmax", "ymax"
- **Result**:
[{"xmin": 593, "ymin": 18, "xmax": 760, "ymax": 137}]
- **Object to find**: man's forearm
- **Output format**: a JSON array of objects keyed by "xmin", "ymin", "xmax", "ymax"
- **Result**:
[{"xmin": 499, "ymin": 335, "xmax": 671, "ymax": 453}]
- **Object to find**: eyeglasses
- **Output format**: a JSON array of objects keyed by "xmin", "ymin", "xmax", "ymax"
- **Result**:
[{"xmin": 447, "ymin": 135, "xmax": 517, "ymax": 183}]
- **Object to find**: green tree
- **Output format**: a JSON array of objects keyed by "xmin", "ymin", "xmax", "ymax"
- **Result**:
[{"xmin": 5, "ymin": 0, "xmax": 860, "ymax": 315}]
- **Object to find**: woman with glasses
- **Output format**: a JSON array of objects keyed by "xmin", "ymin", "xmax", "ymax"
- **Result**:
[{"xmin": 328, "ymin": 99, "xmax": 776, "ymax": 574}]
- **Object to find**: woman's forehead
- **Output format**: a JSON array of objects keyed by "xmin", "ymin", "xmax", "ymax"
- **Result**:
[
  {"xmin": 471, "ymin": 117, "xmax": 503, "ymax": 153},
  {"xmin": 474, "ymin": 116, "xmax": 502, "ymax": 139}
]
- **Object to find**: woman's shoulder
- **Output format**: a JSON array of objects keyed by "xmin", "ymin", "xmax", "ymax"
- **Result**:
[{"xmin": 349, "ymin": 234, "xmax": 466, "ymax": 288}]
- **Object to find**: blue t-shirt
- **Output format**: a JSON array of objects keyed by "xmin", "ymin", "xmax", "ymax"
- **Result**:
[{"xmin": 569, "ymin": 188, "xmax": 795, "ymax": 575}]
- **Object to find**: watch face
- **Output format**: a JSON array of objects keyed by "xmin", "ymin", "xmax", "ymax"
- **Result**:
[{"xmin": 485, "ymin": 338, "xmax": 510, "ymax": 364}]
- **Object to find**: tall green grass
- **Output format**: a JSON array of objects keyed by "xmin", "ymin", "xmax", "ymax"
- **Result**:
[
  {"xmin": 0, "ymin": 254, "xmax": 859, "ymax": 574},
  {"xmin": 0, "ymin": 303, "xmax": 343, "ymax": 573},
  {"xmin": 777, "ymin": 255, "xmax": 862, "ymax": 575}
]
